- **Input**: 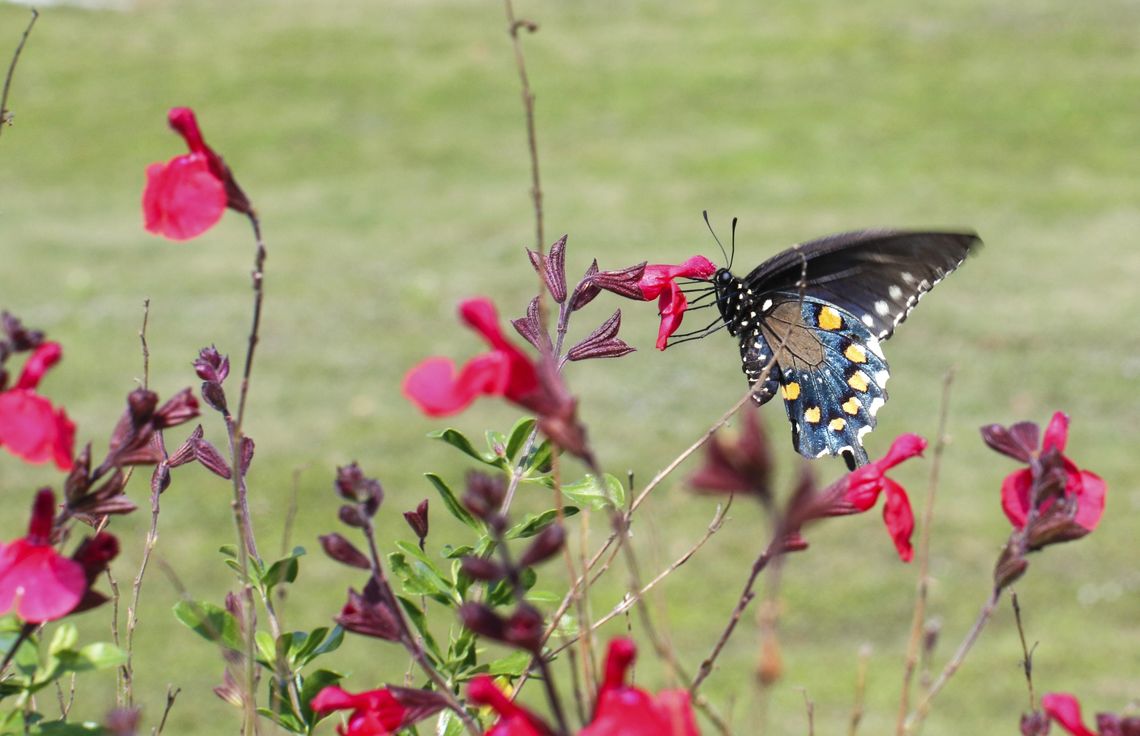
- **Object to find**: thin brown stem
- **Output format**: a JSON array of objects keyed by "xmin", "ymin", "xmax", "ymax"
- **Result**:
[
  {"xmin": 502, "ymin": 0, "xmax": 543, "ymax": 250},
  {"xmin": 153, "ymin": 686, "xmax": 181, "ymax": 736},
  {"xmin": 0, "ymin": 8, "xmax": 37, "ymax": 139},
  {"xmin": 804, "ymin": 690, "xmax": 815, "ymax": 736},
  {"xmin": 849, "ymin": 645, "xmax": 871, "ymax": 736},
  {"xmin": 904, "ymin": 586, "xmax": 1003, "ymax": 733},
  {"xmin": 895, "ymin": 370, "xmax": 955, "ymax": 734},
  {"xmin": 1011, "ymin": 592, "xmax": 1036, "ymax": 710},
  {"xmin": 234, "ymin": 214, "xmax": 267, "ymax": 434},
  {"xmin": 123, "ymin": 460, "xmax": 169, "ymax": 708},
  {"xmin": 139, "ymin": 299, "xmax": 151, "ymax": 390}
]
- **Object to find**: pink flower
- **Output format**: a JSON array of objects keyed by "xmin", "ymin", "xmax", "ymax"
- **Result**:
[
  {"xmin": 311, "ymin": 685, "xmax": 407, "ymax": 736},
  {"xmin": 580, "ymin": 638, "xmax": 700, "ymax": 736},
  {"xmin": 0, "ymin": 489, "xmax": 86, "ymax": 623},
  {"xmin": 1041, "ymin": 692, "xmax": 1140, "ymax": 736},
  {"xmin": 587, "ymin": 256, "xmax": 717, "ymax": 350},
  {"xmin": 988, "ymin": 412, "xmax": 1106, "ymax": 535},
  {"xmin": 403, "ymin": 298, "xmax": 541, "ymax": 416},
  {"xmin": 143, "ymin": 107, "xmax": 251, "ymax": 241},
  {"xmin": 0, "ymin": 342, "xmax": 75, "ymax": 470},
  {"xmin": 466, "ymin": 676, "xmax": 550, "ymax": 736},
  {"xmin": 820, "ymin": 434, "xmax": 926, "ymax": 562}
]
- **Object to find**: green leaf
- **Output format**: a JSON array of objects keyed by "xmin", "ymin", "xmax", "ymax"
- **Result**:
[
  {"xmin": 309, "ymin": 625, "xmax": 344, "ymax": 660},
  {"xmin": 172, "ymin": 600, "xmax": 243, "ymax": 651},
  {"xmin": 48, "ymin": 624, "xmax": 78, "ymax": 656},
  {"xmin": 424, "ymin": 473, "xmax": 480, "ymax": 530},
  {"xmin": 427, "ymin": 428, "xmax": 499, "ymax": 465},
  {"xmin": 389, "ymin": 552, "xmax": 454, "ymax": 605},
  {"xmin": 74, "ymin": 643, "xmax": 126, "ymax": 671},
  {"xmin": 437, "ymin": 709, "xmax": 466, "ymax": 736},
  {"xmin": 261, "ymin": 547, "xmax": 306, "ymax": 591},
  {"xmin": 255, "ymin": 630, "xmax": 277, "ymax": 668},
  {"xmin": 395, "ymin": 541, "xmax": 460, "ymax": 603},
  {"xmin": 505, "ymin": 507, "xmax": 579, "ymax": 539},
  {"xmin": 441, "ymin": 544, "xmax": 475, "ymax": 560},
  {"xmin": 505, "ymin": 417, "xmax": 537, "ymax": 462},
  {"xmin": 32, "ymin": 721, "xmax": 106, "ymax": 735},
  {"xmin": 257, "ymin": 705, "xmax": 304, "ymax": 734},
  {"xmin": 486, "ymin": 650, "xmax": 531, "ymax": 677},
  {"xmin": 290, "ymin": 626, "xmax": 344, "ymax": 667},
  {"xmin": 525, "ymin": 590, "xmax": 561, "ymax": 605},
  {"xmin": 527, "ymin": 439, "xmax": 554, "ymax": 473},
  {"xmin": 299, "ymin": 668, "xmax": 344, "ymax": 728},
  {"xmin": 560, "ymin": 473, "xmax": 625, "ymax": 510}
]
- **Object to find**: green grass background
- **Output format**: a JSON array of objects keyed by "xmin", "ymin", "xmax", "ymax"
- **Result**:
[{"xmin": 2, "ymin": 0, "xmax": 1138, "ymax": 733}]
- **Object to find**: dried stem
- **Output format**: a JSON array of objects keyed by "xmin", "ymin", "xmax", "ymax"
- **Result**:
[
  {"xmin": 849, "ymin": 645, "xmax": 871, "ymax": 736},
  {"xmin": 139, "ymin": 299, "xmax": 151, "ymax": 390},
  {"xmin": 0, "ymin": 8, "xmax": 38, "ymax": 139},
  {"xmin": 123, "ymin": 459, "xmax": 169, "ymax": 708},
  {"xmin": 234, "ymin": 214, "xmax": 267, "ymax": 435},
  {"xmin": 153, "ymin": 686, "xmax": 181, "ymax": 736},
  {"xmin": 895, "ymin": 369, "xmax": 955, "ymax": 734},
  {"xmin": 803, "ymin": 690, "xmax": 815, "ymax": 736},
  {"xmin": 904, "ymin": 586, "xmax": 1003, "ymax": 733},
  {"xmin": 502, "ymin": 0, "xmax": 543, "ymax": 250},
  {"xmin": 1011, "ymin": 592, "xmax": 1036, "ymax": 710}
]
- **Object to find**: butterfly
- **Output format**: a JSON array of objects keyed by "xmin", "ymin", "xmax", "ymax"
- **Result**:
[{"xmin": 683, "ymin": 218, "xmax": 981, "ymax": 470}]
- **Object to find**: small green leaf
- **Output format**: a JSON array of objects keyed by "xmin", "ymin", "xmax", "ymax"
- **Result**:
[
  {"xmin": 427, "ymin": 428, "xmax": 499, "ymax": 465},
  {"xmin": 527, "ymin": 439, "xmax": 554, "ymax": 473},
  {"xmin": 257, "ymin": 705, "xmax": 304, "ymax": 734},
  {"xmin": 261, "ymin": 547, "xmax": 305, "ymax": 591},
  {"xmin": 560, "ymin": 474, "xmax": 625, "ymax": 510},
  {"xmin": 74, "ymin": 642, "xmax": 126, "ymax": 671},
  {"xmin": 48, "ymin": 624, "xmax": 78, "ymax": 656},
  {"xmin": 437, "ymin": 709, "xmax": 466, "ymax": 736},
  {"xmin": 505, "ymin": 507, "xmax": 579, "ymax": 539},
  {"xmin": 486, "ymin": 650, "xmax": 531, "ymax": 677},
  {"xmin": 525, "ymin": 590, "xmax": 561, "ymax": 605},
  {"xmin": 397, "ymin": 596, "xmax": 442, "ymax": 663},
  {"xmin": 424, "ymin": 473, "xmax": 480, "ymax": 530},
  {"xmin": 299, "ymin": 668, "xmax": 344, "ymax": 727},
  {"xmin": 172, "ymin": 600, "xmax": 243, "ymax": 651},
  {"xmin": 255, "ymin": 630, "xmax": 277, "ymax": 668},
  {"xmin": 32, "ymin": 721, "xmax": 106, "ymax": 735},
  {"xmin": 441, "ymin": 544, "xmax": 475, "ymax": 560},
  {"xmin": 389, "ymin": 551, "xmax": 454, "ymax": 605},
  {"xmin": 505, "ymin": 417, "xmax": 537, "ymax": 462}
]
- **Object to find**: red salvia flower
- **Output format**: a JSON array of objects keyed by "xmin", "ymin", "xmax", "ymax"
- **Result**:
[
  {"xmin": 0, "ymin": 489, "xmax": 86, "ymax": 623},
  {"xmin": 403, "ymin": 298, "xmax": 542, "ymax": 416},
  {"xmin": 143, "ymin": 107, "xmax": 252, "ymax": 241},
  {"xmin": 1039, "ymin": 692, "xmax": 1140, "ymax": 736},
  {"xmin": 0, "ymin": 342, "xmax": 75, "ymax": 470},
  {"xmin": 466, "ymin": 676, "xmax": 551, "ymax": 736},
  {"xmin": 988, "ymin": 412, "xmax": 1106, "ymax": 535},
  {"xmin": 311, "ymin": 685, "xmax": 407, "ymax": 736},
  {"xmin": 581, "ymin": 638, "xmax": 700, "ymax": 736}
]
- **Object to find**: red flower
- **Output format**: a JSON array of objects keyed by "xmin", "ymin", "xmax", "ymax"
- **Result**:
[
  {"xmin": 0, "ymin": 489, "xmax": 86, "ymax": 623},
  {"xmin": 580, "ymin": 638, "xmax": 700, "ymax": 736},
  {"xmin": 466, "ymin": 676, "xmax": 550, "ymax": 736},
  {"xmin": 143, "ymin": 107, "xmax": 251, "ymax": 241},
  {"xmin": 0, "ymin": 342, "xmax": 75, "ymax": 470},
  {"xmin": 990, "ymin": 412, "xmax": 1106, "ymax": 534},
  {"xmin": 819, "ymin": 434, "xmax": 926, "ymax": 562},
  {"xmin": 403, "ymin": 298, "xmax": 541, "ymax": 416},
  {"xmin": 311, "ymin": 685, "xmax": 407, "ymax": 736},
  {"xmin": 639, "ymin": 257, "xmax": 717, "ymax": 350},
  {"xmin": 1041, "ymin": 693, "xmax": 1103, "ymax": 736}
]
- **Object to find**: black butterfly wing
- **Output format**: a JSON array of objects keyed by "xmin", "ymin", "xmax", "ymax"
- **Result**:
[{"xmin": 741, "ymin": 230, "xmax": 981, "ymax": 341}]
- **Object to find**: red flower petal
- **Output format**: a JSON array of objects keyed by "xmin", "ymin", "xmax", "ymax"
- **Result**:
[
  {"xmin": 467, "ymin": 676, "xmax": 547, "ymax": 736},
  {"xmin": 1042, "ymin": 411, "xmax": 1070, "ymax": 454},
  {"xmin": 0, "ymin": 539, "xmax": 86, "ymax": 623},
  {"xmin": 881, "ymin": 478, "xmax": 915, "ymax": 562},
  {"xmin": 1073, "ymin": 470, "xmax": 1106, "ymax": 532},
  {"xmin": 402, "ymin": 355, "xmax": 507, "ymax": 417},
  {"xmin": 0, "ymin": 389, "xmax": 76, "ymax": 470},
  {"xmin": 874, "ymin": 433, "xmax": 927, "ymax": 472},
  {"xmin": 1000, "ymin": 468, "xmax": 1033, "ymax": 529},
  {"xmin": 655, "ymin": 690, "xmax": 701, "ymax": 736},
  {"xmin": 639, "ymin": 256, "xmax": 717, "ymax": 300},
  {"xmin": 143, "ymin": 154, "xmax": 227, "ymax": 241},
  {"xmin": 310, "ymin": 685, "xmax": 405, "ymax": 735},
  {"xmin": 15, "ymin": 343, "xmax": 62, "ymax": 391},
  {"xmin": 1042, "ymin": 693, "xmax": 1098, "ymax": 736},
  {"xmin": 654, "ymin": 283, "xmax": 688, "ymax": 350}
]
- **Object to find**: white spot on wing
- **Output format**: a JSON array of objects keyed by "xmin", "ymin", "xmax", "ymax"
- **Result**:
[
  {"xmin": 901, "ymin": 272, "xmax": 915, "ymax": 285},
  {"xmin": 862, "ymin": 314, "xmax": 875, "ymax": 327},
  {"xmin": 869, "ymin": 397, "xmax": 886, "ymax": 416},
  {"xmin": 888, "ymin": 285, "xmax": 903, "ymax": 300},
  {"xmin": 761, "ymin": 299, "xmax": 773, "ymax": 311},
  {"xmin": 874, "ymin": 300, "xmax": 890, "ymax": 316},
  {"xmin": 857, "ymin": 425, "xmax": 873, "ymax": 442}
]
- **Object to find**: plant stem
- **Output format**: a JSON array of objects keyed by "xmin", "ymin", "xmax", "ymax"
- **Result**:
[
  {"xmin": 502, "ymin": 0, "xmax": 543, "ymax": 251},
  {"xmin": 123, "ymin": 459, "xmax": 169, "ymax": 708},
  {"xmin": 0, "ymin": 8, "xmax": 37, "ymax": 139}
]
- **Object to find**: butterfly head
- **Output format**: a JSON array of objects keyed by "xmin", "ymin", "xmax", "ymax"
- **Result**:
[{"xmin": 712, "ymin": 267, "xmax": 749, "ymax": 337}]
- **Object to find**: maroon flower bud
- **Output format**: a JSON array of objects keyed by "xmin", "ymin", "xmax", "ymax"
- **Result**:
[
  {"xmin": 587, "ymin": 262, "xmax": 647, "ymax": 301},
  {"xmin": 1020, "ymin": 711, "xmax": 1050, "ymax": 735},
  {"xmin": 511, "ymin": 297, "xmax": 551, "ymax": 352},
  {"xmin": 994, "ymin": 543, "xmax": 1029, "ymax": 590},
  {"xmin": 201, "ymin": 381, "xmax": 228, "ymax": 414},
  {"xmin": 505, "ymin": 604, "xmax": 545, "ymax": 653},
  {"xmin": 2, "ymin": 311, "xmax": 44, "ymax": 350},
  {"xmin": 567, "ymin": 310, "xmax": 635, "ymax": 362},
  {"xmin": 335, "ymin": 463, "xmax": 383, "ymax": 516},
  {"xmin": 152, "ymin": 464, "xmax": 172, "ymax": 494},
  {"xmin": 336, "ymin": 580, "xmax": 403, "ymax": 641},
  {"xmin": 458, "ymin": 602, "xmax": 505, "ymax": 641},
  {"xmin": 168, "ymin": 425, "xmax": 202, "ymax": 468},
  {"xmin": 463, "ymin": 471, "xmax": 507, "ymax": 523},
  {"xmin": 64, "ymin": 444, "xmax": 93, "ymax": 503},
  {"xmin": 981, "ymin": 421, "xmax": 1039, "ymax": 463},
  {"xmin": 526, "ymin": 234, "xmax": 568, "ymax": 303},
  {"xmin": 319, "ymin": 533, "xmax": 372, "ymax": 570},
  {"xmin": 338, "ymin": 505, "xmax": 367, "ymax": 529},
  {"xmin": 127, "ymin": 389, "xmax": 159, "ymax": 427},
  {"xmin": 460, "ymin": 556, "xmax": 504, "ymax": 582},
  {"xmin": 403, "ymin": 499, "xmax": 429, "ymax": 543},
  {"xmin": 239, "ymin": 436, "xmax": 254, "ymax": 475},
  {"xmin": 104, "ymin": 707, "xmax": 141, "ymax": 736},
  {"xmin": 689, "ymin": 407, "xmax": 773, "ymax": 499},
  {"xmin": 69, "ymin": 469, "xmax": 136, "ymax": 523},
  {"xmin": 518, "ymin": 524, "xmax": 565, "ymax": 568},
  {"xmin": 569, "ymin": 260, "xmax": 601, "ymax": 312},
  {"xmin": 72, "ymin": 532, "xmax": 120, "ymax": 582},
  {"xmin": 193, "ymin": 436, "xmax": 232, "ymax": 479},
  {"xmin": 193, "ymin": 345, "xmax": 230, "ymax": 384},
  {"xmin": 1098, "ymin": 713, "xmax": 1140, "ymax": 736}
]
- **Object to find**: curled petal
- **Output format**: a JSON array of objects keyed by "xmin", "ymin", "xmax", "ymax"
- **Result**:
[
  {"xmin": 1073, "ymin": 470, "xmax": 1106, "ymax": 532},
  {"xmin": 1000, "ymin": 468, "xmax": 1033, "ymax": 529},
  {"xmin": 639, "ymin": 256, "xmax": 717, "ymax": 300},
  {"xmin": 655, "ymin": 284, "xmax": 688, "ymax": 351},
  {"xmin": 15, "ymin": 342, "xmax": 62, "ymax": 390},
  {"xmin": 881, "ymin": 478, "xmax": 915, "ymax": 562},
  {"xmin": 402, "ymin": 355, "xmax": 506, "ymax": 417},
  {"xmin": 0, "ymin": 390, "xmax": 76, "ymax": 470},
  {"xmin": 1042, "ymin": 411, "xmax": 1070, "ymax": 454}
]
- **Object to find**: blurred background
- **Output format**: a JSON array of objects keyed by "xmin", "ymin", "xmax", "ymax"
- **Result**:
[{"xmin": 1, "ymin": 0, "xmax": 1137, "ymax": 733}]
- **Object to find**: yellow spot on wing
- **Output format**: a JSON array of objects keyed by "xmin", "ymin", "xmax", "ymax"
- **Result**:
[
  {"xmin": 848, "ymin": 371, "xmax": 869, "ymax": 392},
  {"xmin": 842, "ymin": 397, "xmax": 861, "ymax": 415},
  {"xmin": 804, "ymin": 407, "xmax": 821, "ymax": 423},
  {"xmin": 818, "ymin": 306, "xmax": 842, "ymax": 331},
  {"xmin": 782, "ymin": 382, "xmax": 801, "ymax": 400},
  {"xmin": 845, "ymin": 344, "xmax": 868, "ymax": 363},
  {"xmin": 829, "ymin": 418, "xmax": 847, "ymax": 431}
]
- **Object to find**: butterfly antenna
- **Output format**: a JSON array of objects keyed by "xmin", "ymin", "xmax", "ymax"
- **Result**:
[
  {"xmin": 702, "ymin": 210, "xmax": 730, "ymax": 267},
  {"xmin": 729, "ymin": 216, "xmax": 738, "ymax": 270}
]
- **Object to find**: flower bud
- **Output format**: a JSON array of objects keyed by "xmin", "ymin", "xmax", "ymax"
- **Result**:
[{"xmin": 319, "ymin": 533, "xmax": 371, "ymax": 570}]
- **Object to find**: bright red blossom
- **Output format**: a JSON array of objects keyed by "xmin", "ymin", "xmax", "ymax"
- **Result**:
[
  {"xmin": 1042, "ymin": 693, "xmax": 1099, "ymax": 736},
  {"xmin": 403, "ymin": 298, "xmax": 541, "ymax": 417},
  {"xmin": 580, "ymin": 638, "xmax": 700, "ymax": 736},
  {"xmin": 999, "ymin": 412, "xmax": 1105, "ymax": 533},
  {"xmin": 638, "ymin": 256, "xmax": 717, "ymax": 350},
  {"xmin": 311, "ymin": 685, "xmax": 406, "ymax": 736},
  {"xmin": 839, "ymin": 433, "xmax": 926, "ymax": 562},
  {"xmin": 467, "ymin": 676, "xmax": 549, "ymax": 736},
  {"xmin": 0, "ymin": 342, "xmax": 75, "ymax": 470},
  {"xmin": 143, "ymin": 107, "xmax": 251, "ymax": 241},
  {"xmin": 0, "ymin": 489, "xmax": 86, "ymax": 623}
]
